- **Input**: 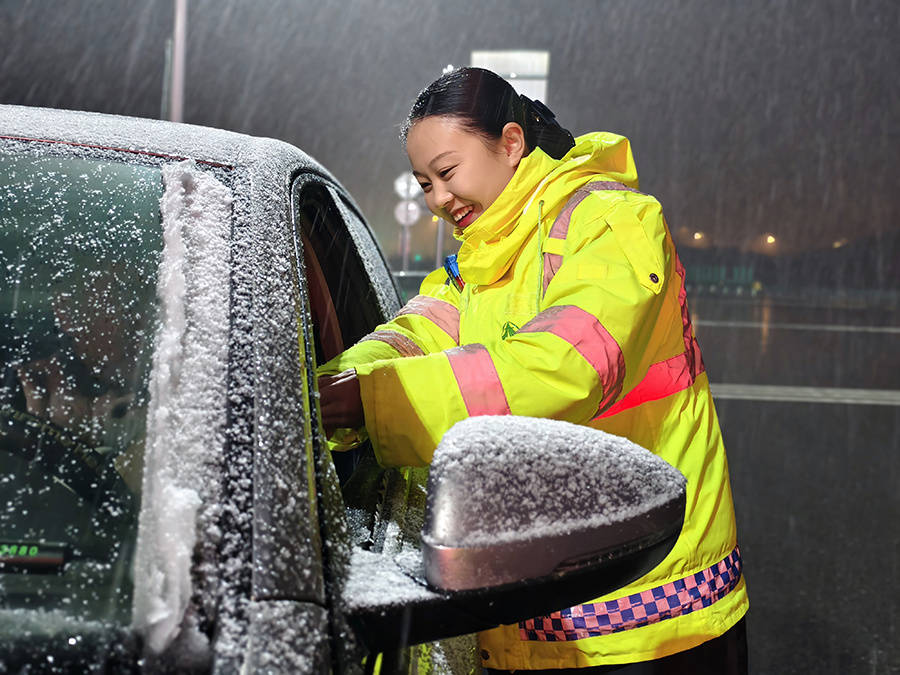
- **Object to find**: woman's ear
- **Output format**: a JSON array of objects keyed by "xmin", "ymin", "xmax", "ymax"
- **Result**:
[{"xmin": 500, "ymin": 122, "xmax": 527, "ymax": 166}]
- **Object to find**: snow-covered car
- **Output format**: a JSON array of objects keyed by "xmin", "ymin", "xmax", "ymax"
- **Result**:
[{"xmin": 0, "ymin": 104, "xmax": 686, "ymax": 673}]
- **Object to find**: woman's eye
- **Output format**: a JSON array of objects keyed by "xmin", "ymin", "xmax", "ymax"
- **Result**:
[
  {"xmin": 418, "ymin": 182, "xmax": 431, "ymax": 193},
  {"xmin": 438, "ymin": 167, "xmax": 455, "ymax": 178}
]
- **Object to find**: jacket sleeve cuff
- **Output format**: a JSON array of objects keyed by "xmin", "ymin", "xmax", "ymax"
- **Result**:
[{"xmin": 355, "ymin": 356, "xmax": 465, "ymax": 468}]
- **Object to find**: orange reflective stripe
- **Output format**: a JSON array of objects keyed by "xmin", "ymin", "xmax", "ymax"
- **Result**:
[
  {"xmin": 519, "ymin": 305, "xmax": 625, "ymax": 414},
  {"xmin": 397, "ymin": 295, "xmax": 460, "ymax": 344},
  {"xmin": 358, "ymin": 330, "xmax": 424, "ymax": 357},
  {"xmin": 445, "ymin": 344, "xmax": 510, "ymax": 416},
  {"xmin": 597, "ymin": 253, "xmax": 705, "ymax": 419},
  {"xmin": 597, "ymin": 337, "xmax": 704, "ymax": 419}
]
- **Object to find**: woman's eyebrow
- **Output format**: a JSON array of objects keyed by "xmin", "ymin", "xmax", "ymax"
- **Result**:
[
  {"xmin": 428, "ymin": 150, "xmax": 457, "ymax": 168},
  {"xmin": 412, "ymin": 150, "xmax": 458, "ymax": 179}
]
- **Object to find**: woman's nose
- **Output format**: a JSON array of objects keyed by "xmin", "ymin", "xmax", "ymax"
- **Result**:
[{"xmin": 433, "ymin": 184, "xmax": 453, "ymax": 212}]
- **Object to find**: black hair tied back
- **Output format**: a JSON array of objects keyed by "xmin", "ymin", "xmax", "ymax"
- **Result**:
[
  {"xmin": 515, "ymin": 94, "xmax": 576, "ymax": 160},
  {"xmin": 403, "ymin": 67, "xmax": 575, "ymax": 160}
]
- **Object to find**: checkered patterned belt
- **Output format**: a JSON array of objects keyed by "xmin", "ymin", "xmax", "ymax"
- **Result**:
[{"xmin": 519, "ymin": 546, "xmax": 743, "ymax": 641}]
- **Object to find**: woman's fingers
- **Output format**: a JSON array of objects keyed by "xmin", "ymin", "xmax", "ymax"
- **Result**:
[{"xmin": 318, "ymin": 369, "xmax": 363, "ymax": 433}]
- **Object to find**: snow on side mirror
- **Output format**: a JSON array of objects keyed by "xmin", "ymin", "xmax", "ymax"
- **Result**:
[{"xmin": 423, "ymin": 416, "xmax": 686, "ymax": 591}]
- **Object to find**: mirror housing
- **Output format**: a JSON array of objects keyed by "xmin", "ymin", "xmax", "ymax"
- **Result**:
[
  {"xmin": 345, "ymin": 416, "xmax": 685, "ymax": 652},
  {"xmin": 423, "ymin": 416, "xmax": 685, "ymax": 591}
]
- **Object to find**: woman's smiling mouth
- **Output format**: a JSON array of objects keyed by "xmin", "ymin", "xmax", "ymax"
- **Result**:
[{"xmin": 452, "ymin": 204, "xmax": 477, "ymax": 228}]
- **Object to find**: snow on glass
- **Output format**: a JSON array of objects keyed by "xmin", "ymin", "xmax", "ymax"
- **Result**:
[
  {"xmin": 131, "ymin": 161, "xmax": 232, "ymax": 655},
  {"xmin": 0, "ymin": 150, "xmax": 162, "ymax": 649}
]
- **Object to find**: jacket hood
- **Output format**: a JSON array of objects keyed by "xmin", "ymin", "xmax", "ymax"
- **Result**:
[{"xmin": 456, "ymin": 132, "xmax": 639, "ymax": 285}]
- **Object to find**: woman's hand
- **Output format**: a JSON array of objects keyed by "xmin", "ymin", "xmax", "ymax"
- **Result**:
[{"xmin": 318, "ymin": 368, "xmax": 363, "ymax": 435}]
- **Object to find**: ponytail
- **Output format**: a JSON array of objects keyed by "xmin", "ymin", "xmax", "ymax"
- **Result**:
[
  {"xmin": 514, "ymin": 93, "xmax": 576, "ymax": 161},
  {"xmin": 402, "ymin": 67, "xmax": 575, "ymax": 160}
]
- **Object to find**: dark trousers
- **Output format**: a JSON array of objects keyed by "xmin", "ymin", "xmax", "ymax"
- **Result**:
[{"xmin": 485, "ymin": 617, "xmax": 748, "ymax": 675}]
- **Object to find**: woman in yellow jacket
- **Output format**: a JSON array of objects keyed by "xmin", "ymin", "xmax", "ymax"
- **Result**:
[{"xmin": 320, "ymin": 67, "xmax": 748, "ymax": 673}]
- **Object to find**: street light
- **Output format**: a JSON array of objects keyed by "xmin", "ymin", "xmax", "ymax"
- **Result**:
[{"xmin": 393, "ymin": 172, "xmax": 419, "ymax": 201}]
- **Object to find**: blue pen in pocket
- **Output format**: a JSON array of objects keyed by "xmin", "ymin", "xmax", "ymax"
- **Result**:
[{"xmin": 443, "ymin": 254, "xmax": 464, "ymax": 292}]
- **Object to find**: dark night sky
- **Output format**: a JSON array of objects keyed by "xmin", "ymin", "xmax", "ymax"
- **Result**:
[{"xmin": 2, "ymin": 0, "xmax": 898, "ymax": 280}]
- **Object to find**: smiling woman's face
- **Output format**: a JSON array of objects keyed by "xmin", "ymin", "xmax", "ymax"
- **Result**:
[{"xmin": 407, "ymin": 116, "xmax": 523, "ymax": 230}]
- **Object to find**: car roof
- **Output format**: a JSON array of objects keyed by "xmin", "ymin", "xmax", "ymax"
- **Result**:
[{"xmin": 1, "ymin": 103, "xmax": 337, "ymax": 183}]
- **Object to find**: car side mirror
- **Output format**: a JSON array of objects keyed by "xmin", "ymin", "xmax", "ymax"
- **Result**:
[
  {"xmin": 345, "ymin": 416, "xmax": 686, "ymax": 652},
  {"xmin": 423, "ymin": 416, "xmax": 685, "ymax": 591}
]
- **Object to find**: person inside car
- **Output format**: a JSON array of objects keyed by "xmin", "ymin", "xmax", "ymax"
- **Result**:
[
  {"xmin": 318, "ymin": 66, "xmax": 748, "ymax": 674},
  {"xmin": 9, "ymin": 267, "xmax": 149, "ymax": 495}
]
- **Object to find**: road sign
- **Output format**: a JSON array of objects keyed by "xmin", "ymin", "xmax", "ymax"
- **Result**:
[
  {"xmin": 393, "ymin": 172, "xmax": 420, "ymax": 200},
  {"xmin": 394, "ymin": 200, "xmax": 421, "ymax": 227}
]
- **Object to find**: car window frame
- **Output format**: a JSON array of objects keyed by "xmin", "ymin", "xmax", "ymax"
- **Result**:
[{"xmin": 290, "ymin": 171, "xmax": 405, "ymax": 670}]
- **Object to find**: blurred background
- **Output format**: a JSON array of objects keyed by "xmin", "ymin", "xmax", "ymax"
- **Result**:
[{"xmin": 2, "ymin": 0, "xmax": 898, "ymax": 672}]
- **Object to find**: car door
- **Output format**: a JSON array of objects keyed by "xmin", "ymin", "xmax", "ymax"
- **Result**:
[
  {"xmin": 291, "ymin": 171, "xmax": 430, "ymax": 672},
  {"xmin": 0, "ymin": 121, "xmax": 331, "ymax": 671}
]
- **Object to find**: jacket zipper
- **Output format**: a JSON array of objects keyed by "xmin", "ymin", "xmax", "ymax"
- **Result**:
[{"xmin": 536, "ymin": 199, "xmax": 545, "ymax": 313}]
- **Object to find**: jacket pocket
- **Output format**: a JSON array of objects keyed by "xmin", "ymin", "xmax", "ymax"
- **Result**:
[
  {"xmin": 604, "ymin": 202, "xmax": 665, "ymax": 294},
  {"xmin": 505, "ymin": 293, "xmax": 536, "ymax": 317},
  {"xmin": 577, "ymin": 263, "xmax": 608, "ymax": 280}
]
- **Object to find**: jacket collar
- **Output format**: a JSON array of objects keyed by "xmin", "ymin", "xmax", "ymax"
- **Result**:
[
  {"xmin": 455, "ymin": 147, "xmax": 558, "ymax": 285},
  {"xmin": 454, "ymin": 132, "xmax": 639, "ymax": 286}
]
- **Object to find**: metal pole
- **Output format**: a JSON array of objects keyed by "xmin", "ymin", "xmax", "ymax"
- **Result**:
[
  {"xmin": 434, "ymin": 218, "xmax": 445, "ymax": 269},
  {"xmin": 169, "ymin": 0, "xmax": 188, "ymax": 122},
  {"xmin": 160, "ymin": 38, "xmax": 172, "ymax": 120},
  {"xmin": 401, "ymin": 228, "xmax": 410, "ymax": 271}
]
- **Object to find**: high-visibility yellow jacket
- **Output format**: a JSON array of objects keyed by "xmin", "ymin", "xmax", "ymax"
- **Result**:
[{"xmin": 320, "ymin": 132, "xmax": 748, "ymax": 669}]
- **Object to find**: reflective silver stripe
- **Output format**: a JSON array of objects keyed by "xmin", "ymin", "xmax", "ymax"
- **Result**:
[
  {"xmin": 445, "ymin": 344, "xmax": 510, "ymax": 416},
  {"xmin": 519, "ymin": 305, "xmax": 624, "ymax": 414}
]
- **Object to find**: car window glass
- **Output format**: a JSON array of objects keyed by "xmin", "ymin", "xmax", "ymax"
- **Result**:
[
  {"xmin": 292, "ymin": 180, "xmax": 395, "ymax": 366},
  {"xmin": 0, "ymin": 151, "xmax": 162, "ymax": 626},
  {"xmin": 322, "ymin": 185, "xmax": 401, "ymax": 322}
]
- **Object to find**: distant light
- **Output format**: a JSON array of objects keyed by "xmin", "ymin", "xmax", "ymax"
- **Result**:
[
  {"xmin": 432, "ymin": 215, "xmax": 439, "ymax": 222},
  {"xmin": 470, "ymin": 50, "xmax": 549, "ymax": 102},
  {"xmin": 442, "ymin": 64, "xmax": 455, "ymax": 74},
  {"xmin": 833, "ymin": 238, "xmax": 848, "ymax": 249},
  {"xmin": 765, "ymin": 235, "xmax": 776, "ymax": 245},
  {"xmin": 693, "ymin": 231, "xmax": 704, "ymax": 240}
]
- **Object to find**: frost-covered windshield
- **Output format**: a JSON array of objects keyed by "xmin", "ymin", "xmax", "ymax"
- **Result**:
[{"xmin": 0, "ymin": 151, "xmax": 162, "ymax": 627}]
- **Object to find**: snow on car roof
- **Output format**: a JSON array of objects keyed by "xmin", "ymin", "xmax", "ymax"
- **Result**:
[{"xmin": 1, "ymin": 103, "xmax": 295, "ymax": 171}]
